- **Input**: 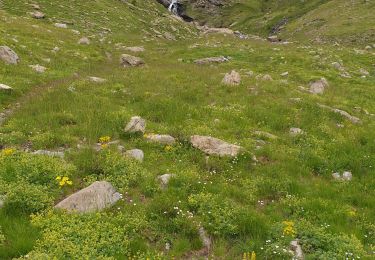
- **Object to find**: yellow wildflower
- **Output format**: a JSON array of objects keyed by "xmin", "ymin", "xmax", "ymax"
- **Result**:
[
  {"xmin": 55, "ymin": 176, "xmax": 62, "ymax": 181},
  {"xmin": 1, "ymin": 148, "xmax": 15, "ymax": 156},
  {"xmin": 282, "ymin": 220, "xmax": 296, "ymax": 237},
  {"xmin": 56, "ymin": 176, "xmax": 73, "ymax": 187},
  {"xmin": 99, "ymin": 136, "xmax": 111, "ymax": 144},
  {"xmin": 164, "ymin": 145, "xmax": 173, "ymax": 151},
  {"xmin": 348, "ymin": 210, "xmax": 356, "ymax": 217}
]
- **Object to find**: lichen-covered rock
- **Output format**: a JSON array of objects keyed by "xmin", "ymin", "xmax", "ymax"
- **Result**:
[{"xmin": 55, "ymin": 181, "xmax": 121, "ymax": 213}]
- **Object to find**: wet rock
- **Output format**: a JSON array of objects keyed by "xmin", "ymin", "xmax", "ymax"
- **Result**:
[{"xmin": 55, "ymin": 181, "xmax": 121, "ymax": 213}]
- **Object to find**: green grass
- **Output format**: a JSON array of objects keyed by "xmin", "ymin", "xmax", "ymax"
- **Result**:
[{"xmin": 0, "ymin": 0, "xmax": 374, "ymax": 259}]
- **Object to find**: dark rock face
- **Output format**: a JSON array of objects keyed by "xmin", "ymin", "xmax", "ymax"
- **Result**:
[{"xmin": 156, "ymin": 0, "xmax": 193, "ymax": 22}]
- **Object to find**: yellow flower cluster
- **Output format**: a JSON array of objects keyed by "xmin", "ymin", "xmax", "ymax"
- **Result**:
[
  {"xmin": 164, "ymin": 145, "xmax": 173, "ymax": 151},
  {"xmin": 56, "ymin": 176, "xmax": 73, "ymax": 187},
  {"xmin": 283, "ymin": 220, "xmax": 297, "ymax": 237},
  {"xmin": 348, "ymin": 210, "xmax": 357, "ymax": 217},
  {"xmin": 1, "ymin": 148, "xmax": 15, "ymax": 156},
  {"xmin": 243, "ymin": 251, "xmax": 256, "ymax": 260},
  {"xmin": 99, "ymin": 136, "xmax": 111, "ymax": 144}
]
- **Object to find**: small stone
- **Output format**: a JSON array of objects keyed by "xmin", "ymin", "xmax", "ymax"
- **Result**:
[
  {"xmin": 290, "ymin": 128, "xmax": 303, "ymax": 136},
  {"xmin": 332, "ymin": 62, "xmax": 344, "ymax": 71},
  {"xmin": 164, "ymin": 32, "xmax": 176, "ymax": 41},
  {"xmin": 125, "ymin": 149, "xmax": 144, "ymax": 162},
  {"xmin": 29, "ymin": 64, "xmax": 46, "ymax": 73},
  {"xmin": 54, "ymin": 23, "xmax": 68, "ymax": 29},
  {"xmin": 280, "ymin": 71, "xmax": 289, "ymax": 77},
  {"xmin": 124, "ymin": 116, "xmax": 146, "ymax": 133},
  {"xmin": 359, "ymin": 68, "xmax": 369, "ymax": 76},
  {"xmin": 0, "ymin": 46, "xmax": 20, "ymax": 64},
  {"xmin": 30, "ymin": 3, "xmax": 40, "ymax": 9},
  {"xmin": 78, "ymin": 37, "xmax": 90, "ymax": 45},
  {"xmin": 194, "ymin": 56, "xmax": 230, "ymax": 65},
  {"xmin": 31, "ymin": 11, "xmax": 45, "ymax": 19},
  {"xmin": 157, "ymin": 174, "xmax": 175, "ymax": 189},
  {"xmin": 253, "ymin": 131, "xmax": 278, "ymax": 140},
  {"xmin": 124, "ymin": 46, "xmax": 145, "ymax": 52},
  {"xmin": 222, "ymin": 70, "xmax": 241, "ymax": 86},
  {"xmin": 267, "ymin": 35, "xmax": 280, "ymax": 42},
  {"xmin": 88, "ymin": 76, "xmax": 106, "ymax": 83},
  {"xmin": 145, "ymin": 134, "xmax": 175, "ymax": 145},
  {"xmin": 332, "ymin": 172, "xmax": 341, "ymax": 180},
  {"xmin": 261, "ymin": 74, "xmax": 273, "ymax": 81},
  {"xmin": 32, "ymin": 150, "xmax": 64, "ymax": 158},
  {"xmin": 120, "ymin": 54, "xmax": 144, "ymax": 67},
  {"xmin": 0, "ymin": 83, "xmax": 12, "ymax": 91},
  {"xmin": 309, "ymin": 78, "xmax": 329, "ymax": 94},
  {"xmin": 342, "ymin": 171, "xmax": 353, "ymax": 181}
]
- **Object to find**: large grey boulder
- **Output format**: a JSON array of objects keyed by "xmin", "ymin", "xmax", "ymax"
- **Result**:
[
  {"xmin": 124, "ymin": 116, "xmax": 146, "ymax": 133},
  {"xmin": 0, "ymin": 46, "xmax": 19, "ymax": 64},
  {"xmin": 190, "ymin": 135, "xmax": 243, "ymax": 157},
  {"xmin": 120, "ymin": 54, "xmax": 144, "ymax": 67},
  {"xmin": 55, "ymin": 181, "xmax": 121, "ymax": 213}
]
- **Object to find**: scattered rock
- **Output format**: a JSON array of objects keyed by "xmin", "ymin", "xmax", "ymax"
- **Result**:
[
  {"xmin": 0, "ymin": 46, "xmax": 20, "ymax": 64},
  {"xmin": 309, "ymin": 78, "xmax": 329, "ymax": 94},
  {"xmin": 290, "ymin": 239, "xmax": 304, "ymax": 260},
  {"xmin": 145, "ymin": 134, "xmax": 175, "ymax": 145},
  {"xmin": 88, "ymin": 76, "xmax": 106, "ymax": 83},
  {"xmin": 359, "ymin": 68, "xmax": 369, "ymax": 76},
  {"xmin": 124, "ymin": 46, "xmax": 145, "ymax": 52},
  {"xmin": 0, "ymin": 83, "xmax": 12, "ymax": 91},
  {"xmin": 124, "ymin": 116, "xmax": 146, "ymax": 133},
  {"xmin": 253, "ymin": 130, "xmax": 278, "ymax": 140},
  {"xmin": 32, "ymin": 150, "xmax": 64, "ymax": 158},
  {"xmin": 120, "ymin": 54, "xmax": 144, "ymax": 67},
  {"xmin": 0, "ymin": 196, "xmax": 4, "ymax": 208},
  {"xmin": 280, "ymin": 71, "xmax": 289, "ymax": 77},
  {"xmin": 55, "ymin": 181, "xmax": 121, "ymax": 213},
  {"xmin": 31, "ymin": 11, "xmax": 45, "ymax": 19},
  {"xmin": 164, "ymin": 32, "xmax": 176, "ymax": 41},
  {"xmin": 29, "ymin": 64, "xmax": 46, "ymax": 73},
  {"xmin": 158, "ymin": 173, "xmax": 175, "ymax": 189},
  {"xmin": 222, "ymin": 70, "xmax": 241, "ymax": 86},
  {"xmin": 54, "ymin": 23, "xmax": 68, "ymax": 29},
  {"xmin": 290, "ymin": 128, "xmax": 303, "ymax": 136},
  {"xmin": 190, "ymin": 135, "xmax": 243, "ymax": 157},
  {"xmin": 194, "ymin": 56, "xmax": 230, "ymax": 65},
  {"xmin": 198, "ymin": 227, "xmax": 212, "ymax": 252},
  {"xmin": 332, "ymin": 171, "xmax": 353, "ymax": 181},
  {"xmin": 318, "ymin": 103, "xmax": 361, "ymax": 124},
  {"xmin": 267, "ymin": 35, "xmax": 280, "ymax": 42},
  {"xmin": 257, "ymin": 74, "xmax": 273, "ymax": 81},
  {"xmin": 332, "ymin": 62, "xmax": 345, "ymax": 71},
  {"xmin": 78, "ymin": 37, "xmax": 90, "ymax": 45},
  {"xmin": 125, "ymin": 149, "xmax": 144, "ymax": 162},
  {"xmin": 30, "ymin": 3, "xmax": 41, "ymax": 9},
  {"xmin": 201, "ymin": 27, "xmax": 234, "ymax": 35}
]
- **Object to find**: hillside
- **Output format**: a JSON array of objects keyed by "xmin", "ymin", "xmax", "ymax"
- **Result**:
[
  {"xmin": 0, "ymin": 0, "xmax": 374, "ymax": 259},
  {"xmin": 185, "ymin": 0, "xmax": 375, "ymax": 44}
]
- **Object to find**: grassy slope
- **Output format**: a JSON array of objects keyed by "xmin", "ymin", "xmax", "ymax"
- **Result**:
[
  {"xmin": 0, "ymin": 0, "xmax": 375, "ymax": 259},
  {"xmin": 186, "ymin": 0, "xmax": 375, "ymax": 44}
]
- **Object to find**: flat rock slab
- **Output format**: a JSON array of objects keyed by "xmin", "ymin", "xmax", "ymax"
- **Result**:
[
  {"xmin": 145, "ymin": 134, "xmax": 175, "ymax": 145},
  {"xmin": 55, "ymin": 181, "xmax": 121, "ymax": 213},
  {"xmin": 190, "ymin": 135, "xmax": 243, "ymax": 157},
  {"xmin": 0, "ymin": 46, "xmax": 19, "ymax": 64},
  {"xmin": 120, "ymin": 54, "xmax": 144, "ymax": 67},
  {"xmin": 194, "ymin": 56, "xmax": 230, "ymax": 65}
]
